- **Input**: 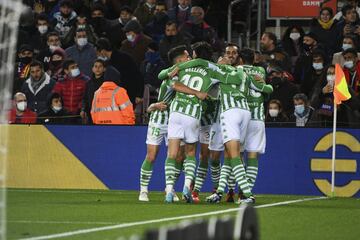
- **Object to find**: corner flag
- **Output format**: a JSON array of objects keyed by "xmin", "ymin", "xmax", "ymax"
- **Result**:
[{"xmin": 334, "ymin": 64, "xmax": 351, "ymax": 105}]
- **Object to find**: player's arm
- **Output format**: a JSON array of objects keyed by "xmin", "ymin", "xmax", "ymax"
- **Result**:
[
  {"xmin": 248, "ymin": 75, "xmax": 273, "ymax": 94},
  {"xmin": 147, "ymin": 102, "xmax": 167, "ymax": 113},
  {"xmin": 158, "ymin": 66, "xmax": 176, "ymax": 80},
  {"xmin": 171, "ymin": 80, "xmax": 208, "ymax": 100}
]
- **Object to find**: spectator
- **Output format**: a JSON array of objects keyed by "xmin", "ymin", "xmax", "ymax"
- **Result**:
[
  {"xmin": 281, "ymin": 25, "xmax": 305, "ymax": 72},
  {"xmin": 17, "ymin": 6, "xmax": 35, "ymax": 49},
  {"xmin": 133, "ymin": 0, "xmax": 156, "ymax": 27},
  {"xmin": 96, "ymin": 38, "xmax": 144, "ymax": 105},
  {"xmin": 52, "ymin": 0, "xmax": 77, "ymax": 48},
  {"xmin": 65, "ymin": 28, "xmax": 97, "ymax": 77},
  {"xmin": 63, "ymin": 14, "xmax": 98, "ymax": 47},
  {"xmin": 43, "ymin": 0, "xmax": 60, "ymax": 21},
  {"xmin": 342, "ymin": 48, "xmax": 360, "ymax": 94},
  {"xmin": 310, "ymin": 7, "xmax": 338, "ymax": 58},
  {"xmin": 36, "ymin": 32, "xmax": 62, "ymax": 72},
  {"xmin": 267, "ymin": 66, "xmax": 300, "ymax": 116},
  {"xmin": 8, "ymin": 92, "xmax": 37, "ymax": 124},
  {"xmin": 37, "ymin": 92, "xmax": 72, "ymax": 124},
  {"xmin": 179, "ymin": 6, "xmax": 221, "ymax": 53},
  {"xmin": 108, "ymin": 6, "xmax": 136, "ymax": 49},
  {"xmin": 332, "ymin": 34, "xmax": 360, "ymax": 67},
  {"xmin": 89, "ymin": 4, "xmax": 111, "ymax": 40},
  {"xmin": 335, "ymin": 4, "xmax": 360, "ymax": 49},
  {"xmin": 121, "ymin": 19, "xmax": 153, "ymax": 67},
  {"xmin": 53, "ymin": 59, "xmax": 88, "ymax": 118},
  {"xmin": 82, "ymin": 59, "xmax": 108, "ymax": 124},
  {"xmin": 13, "ymin": 44, "xmax": 34, "ymax": 94},
  {"xmin": 48, "ymin": 48, "xmax": 66, "ymax": 81},
  {"xmin": 141, "ymin": 42, "xmax": 166, "ymax": 89},
  {"xmin": 301, "ymin": 49, "xmax": 327, "ymax": 98},
  {"xmin": 144, "ymin": 2, "xmax": 169, "ymax": 44},
  {"xmin": 167, "ymin": 0, "xmax": 192, "ymax": 26},
  {"xmin": 290, "ymin": 93, "xmax": 319, "ymax": 127},
  {"xmin": 159, "ymin": 20, "xmax": 188, "ymax": 67},
  {"xmin": 91, "ymin": 67, "xmax": 135, "ymax": 125},
  {"xmin": 265, "ymin": 99, "xmax": 289, "ymax": 126},
  {"xmin": 334, "ymin": 0, "xmax": 360, "ymax": 21},
  {"xmin": 224, "ymin": 43, "xmax": 240, "ymax": 66},
  {"xmin": 30, "ymin": 13, "xmax": 52, "ymax": 56},
  {"xmin": 21, "ymin": 61, "xmax": 55, "ymax": 114}
]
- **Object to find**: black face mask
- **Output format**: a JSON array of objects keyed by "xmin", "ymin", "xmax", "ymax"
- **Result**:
[
  {"xmin": 51, "ymin": 60, "xmax": 62, "ymax": 68},
  {"xmin": 20, "ymin": 56, "xmax": 32, "ymax": 64},
  {"xmin": 166, "ymin": 35, "xmax": 175, "ymax": 42},
  {"xmin": 61, "ymin": 12, "xmax": 71, "ymax": 18},
  {"xmin": 303, "ymin": 44, "xmax": 312, "ymax": 52},
  {"xmin": 155, "ymin": 12, "xmax": 167, "ymax": 22},
  {"xmin": 91, "ymin": 17, "xmax": 104, "ymax": 27},
  {"xmin": 270, "ymin": 77, "xmax": 284, "ymax": 87}
]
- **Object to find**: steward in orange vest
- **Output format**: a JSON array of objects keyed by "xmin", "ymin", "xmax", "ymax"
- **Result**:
[{"xmin": 91, "ymin": 67, "xmax": 135, "ymax": 125}]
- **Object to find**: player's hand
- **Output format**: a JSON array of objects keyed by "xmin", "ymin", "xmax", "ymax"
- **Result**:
[
  {"xmin": 135, "ymin": 97, "xmax": 143, "ymax": 104},
  {"xmin": 254, "ymin": 75, "xmax": 265, "ymax": 83},
  {"xmin": 195, "ymin": 91, "xmax": 208, "ymax": 100},
  {"xmin": 217, "ymin": 56, "xmax": 230, "ymax": 65},
  {"xmin": 168, "ymin": 67, "xmax": 180, "ymax": 78},
  {"xmin": 155, "ymin": 102, "xmax": 167, "ymax": 111}
]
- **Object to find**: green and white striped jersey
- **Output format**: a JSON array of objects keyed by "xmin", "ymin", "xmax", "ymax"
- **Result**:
[
  {"xmin": 149, "ymin": 78, "xmax": 175, "ymax": 125},
  {"xmin": 242, "ymin": 65, "xmax": 267, "ymax": 121}
]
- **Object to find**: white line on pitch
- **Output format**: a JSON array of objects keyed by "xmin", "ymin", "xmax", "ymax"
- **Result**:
[
  {"xmin": 7, "ymin": 189, "xmax": 116, "ymax": 194},
  {"xmin": 19, "ymin": 196, "xmax": 327, "ymax": 240},
  {"xmin": 8, "ymin": 220, "xmax": 120, "ymax": 225}
]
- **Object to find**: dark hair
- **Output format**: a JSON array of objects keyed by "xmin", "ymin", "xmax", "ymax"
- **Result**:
[
  {"xmin": 75, "ymin": 28, "xmax": 86, "ymax": 34},
  {"xmin": 239, "ymin": 48, "xmax": 255, "ymax": 65},
  {"xmin": 191, "ymin": 41, "xmax": 213, "ymax": 61},
  {"xmin": 293, "ymin": 93, "xmax": 308, "ymax": 102},
  {"xmin": 320, "ymin": 7, "xmax": 333, "ymax": 17},
  {"xmin": 29, "ymin": 60, "xmax": 44, "ymax": 69},
  {"xmin": 96, "ymin": 38, "xmax": 112, "ymax": 51},
  {"xmin": 263, "ymin": 32, "xmax": 277, "ymax": 45},
  {"xmin": 63, "ymin": 59, "xmax": 77, "ymax": 70},
  {"xmin": 341, "ymin": 4, "xmax": 355, "ymax": 16},
  {"xmin": 342, "ymin": 47, "xmax": 358, "ymax": 56},
  {"xmin": 119, "ymin": 5, "xmax": 133, "ymax": 14},
  {"xmin": 47, "ymin": 31, "xmax": 59, "ymax": 40},
  {"xmin": 91, "ymin": 4, "xmax": 105, "ymax": 14},
  {"xmin": 93, "ymin": 59, "xmax": 106, "ymax": 67},
  {"xmin": 60, "ymin": 0, "xmax": 73, "ymax": 8},
  {"xmin": 269, "ymin": 99, "xmax": 283, "ymax": 110},
  {"xmin": 36, "ymin": 13, "xmax": 48, "ymax": 23},
  {"xmin": 312, "ymin": 49, "xmax": 326, "ymax": 60},
  {"xmin": 168, "ymin": 45, "xmax": 187, "ymax": 64},
  {"xmin": 344, "ymin": 34, "xmax": 358, "ymax": 47},
  {"xmin": 166, "ymin": 20, "xmax": 177, "ymax": 27}
]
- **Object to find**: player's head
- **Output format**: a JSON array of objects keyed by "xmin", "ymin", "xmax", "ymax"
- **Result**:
[
  {"xmin": 224, "ymin": 43, "xmax": 240, "ymax": 66},
  {"xmin": 168, "ymin": 45, "xmax": 190, "ymax": 64},
  {"xmin": 191, "ymin": 41, "xmax": 213, "ymax": 61},
  {"xmin": 239, "ymin": 48, "xmax": 255, "ymax": 65}
]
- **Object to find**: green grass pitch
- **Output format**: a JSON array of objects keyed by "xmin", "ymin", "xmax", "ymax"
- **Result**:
[{"xmin": 6, "ymin": 189, "xmax": 360, "ymax": 240}]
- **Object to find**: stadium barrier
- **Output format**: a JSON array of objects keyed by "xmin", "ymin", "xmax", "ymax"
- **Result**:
[{"xmin": 6, "ymin": 125, "xmax": 360, "ymax": 197}]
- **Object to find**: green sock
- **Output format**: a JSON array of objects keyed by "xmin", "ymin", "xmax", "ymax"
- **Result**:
[
  {"xmin": 165, "ymin": 158, "xmax": 176, "ymax": 192},
  {"xmin": 217, "ymin": 158, "xmax": 231, "ymax": 194},
  {"xmin": 194, "ymin": 160, "xmax": 208, "ymax": 192},
  {"xmin": 231, "ymin": 157, "xmax": 252, "ymax": 197},
  {"xmin": 228, "ymin": 172, "xmax": 236, "ymax": 191},
  {"xmin": 174, "ymin": 160, "xmax": 183, "ymax": 183},
  {"xmin": 140, "ymin": 159, "xmax": 153, "ymax": 192},
  {"xmin": 184, "ymin": 156, "xmax": 196, "ymax": 188},
  {"xmin": 246, "ymin": 157, "xmax": 259, "ymax": 190},
  {"xmin": 210, "ymin": 159, "xmax": 220, "ymax": 189}
]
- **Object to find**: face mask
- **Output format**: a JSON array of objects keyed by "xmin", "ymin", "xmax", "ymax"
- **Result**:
[
  {"xmin": 52, "ymin": 106, "xmax": 62, "ymax": 112},
  {"xmin": 166, "ymin": 35, "xmax": 175, "ymax": 41},
  {"xmin": 61, "ymin": 12, "xmax": 71, "ymax": 18},
  {"xmin": 312, "ymin": 62, "xmax": 324, "ymax": 70},
  {"xmin": 271, "ymin": 77, "xmax": 283, "ymax": 86},
  {"xmin": 77, "ymin": 24, "xmax": 86, "ymax": 29},
  {"xmin": 70, "ymin": 68, "xmax": 80, "ymax": 77},
  {"xmin": 77, "ymin": 37, "xmax": 88, "ymax": 47},
  {"xmin": 289, "ymin": 32, "xmax": 300, "ymax": 41},
  {"xmin": 342, "ymin": 43, "xmax": 352, "ymax": 51},
  {"xmin": 269, "ymin": 109, "xmax": 279, "ymax": 117},
  {"xmin": 344, "ymin": 61, "xmax": 354, "ymax": 69},
  {"xmin": 155, "ymin": 12, "xmax": 167, "ymax": 21},
  {"xmin": 126, "ymin": 34, "xmax": 135, "ymax": 42},
  {"xmin": 327, "ymin": 74, "xmax": 335, "ymax": 83},
  {"xmin": 295, "ymin": 104, "xmax": 305, "ymax": 115},
  {"xmin": 20, "ymin": 56, "xmax": 32, "ymax": 64},
  {"xmin": 51, "ymin": 60, "xmax": 62, "ymax": 68},
  {"xmin": 49, "ymin": 45, "xmax": 59, "ymax": 52},
  {"xmin": 38, "ymin": 25, "xmax": 48, "ymax": 34},
  {"xmin": 16, "ymin": 101, "xmax": 27, "ymax": 111},
  {"xmin": 303, "ymin": 44, "xmax": 312, "ymax": 52},
  {"xmin": 190, "ymin": 16, "xmax": 202, "ymax": 25}
]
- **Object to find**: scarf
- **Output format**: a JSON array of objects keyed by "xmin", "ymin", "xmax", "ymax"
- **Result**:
[
  {"xmin": 318, "ymin": 19, "xmax": 334, "ymax": 30},
  {"xmin": 294, "ymin": 107, "xmax": 311, "ymax": 127},
  {"xmin": 31, "ymin": 73, "xmax": 46, "ymax": 93}
]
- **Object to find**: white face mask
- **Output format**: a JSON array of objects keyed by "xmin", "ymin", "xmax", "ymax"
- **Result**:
[
  {"xmin": 344, "ymin": 61, "xmax": 354, "ymax": 69},
  {"xmin": 126, "ymin": 34, "xmax": 135, "ymax": 42},
  {"xmin": 326, "ymin": 74, "xmax": 335, "ymax": 82},
  {"xmin": 295, "ymin": 104, "xmax": 305, "ymax": 115},
  {"xmin": 49, "ymin": 44, "xmax": 60, "ymax": 52},
  {"xmin": 38, "ymin": 25, "xmax": 48, "ymax": 34},
  {"xmin": 70, "ymin": 68, "xmax": 80, "ymax": 77},
  {"xmin": 342, "ymin": 43, "xmax": 352, "ymax": 51},
  {"xmin": 269, "ymin": 109, "xmax": 279, "ymax": 117},
  {"xmin": 289, "ymin": 32, "xmax": 300, "ymax": 41},
  {"xmin": 312, "ymin": 62, "xmax": 324, "ymax": 70},
  {"xmin": 16, "ymin": 101, "xmax": 27, "ymax": 112},
  {"xmin": 77, "ymin": 37, "xmax": 88, "ymax": 47},
  {"xmin": 52, "ymin": 106, "xmax": 62, "ymax": 112}
]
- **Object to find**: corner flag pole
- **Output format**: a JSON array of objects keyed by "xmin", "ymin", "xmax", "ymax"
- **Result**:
[{"xmin": 331, "ymin": 102, "xmax": 337, "ymax": 197}]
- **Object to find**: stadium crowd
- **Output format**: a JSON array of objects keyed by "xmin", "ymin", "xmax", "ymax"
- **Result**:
[{"xmin": 9, "ymin": 0, "xmax": 360, "ymax": 127}]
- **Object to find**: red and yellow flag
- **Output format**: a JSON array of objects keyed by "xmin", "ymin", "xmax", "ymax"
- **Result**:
[{"xmin": 334, "ymin": 64, "xmax": 351, "ymax": 105}]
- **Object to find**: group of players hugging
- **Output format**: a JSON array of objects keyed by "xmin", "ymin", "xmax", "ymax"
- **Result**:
[{"xmin": 138, "ymin": 41, "xmax": 273, "ymax": 204}]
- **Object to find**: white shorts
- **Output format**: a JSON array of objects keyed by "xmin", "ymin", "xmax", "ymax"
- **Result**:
[
  {"xmin": 220, "ymin": 108, "xmax": 251, "ymax": 144},
  {"xmin": 244, "ymin": 120, "xmax": 266, "ymax": 154},
  {"xmin": 168, "ymin": 112, "xmax": 200, "ymax": 144},
  {"xmin": 209, "ymin": 121, "xmax": 224, "ymax": 151},
  {"xmin": 199, "ymin": 125, "xmax": 211, "ymax": 144},
  {"xmin": 146, "ymin": 122, "xmax": 168, "ymax": 145}
]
